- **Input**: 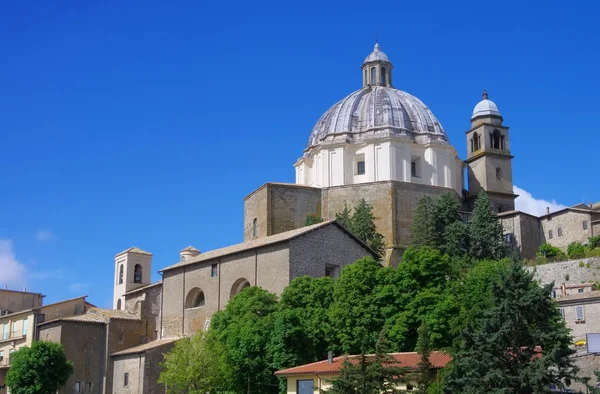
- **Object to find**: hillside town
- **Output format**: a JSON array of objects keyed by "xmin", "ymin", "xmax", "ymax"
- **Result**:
[{"xmin": 2, "ymin": 3, "xmax": 599, "ymax": 394}]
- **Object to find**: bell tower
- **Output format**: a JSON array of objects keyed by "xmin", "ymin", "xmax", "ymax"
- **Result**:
[
  {"xmin": 362, "ymin": 42, "xmax": 393, "ymax": 88},
  {"xmin": 113, "ymin": 246, "xmax": 152, "ymax": 310},
  {"xmin": 465, "ymin": 91, "xmax": 517, "ymax": 213}
]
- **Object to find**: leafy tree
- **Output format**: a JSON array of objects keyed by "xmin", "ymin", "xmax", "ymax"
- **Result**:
[
  {"xmin": 412, "ymin": 196, "xmax": 437, "ymax": 248},
  {"xmin": 210, "ymin": 286, "xmax": 279, "ymax": 394},
  {"xmin": 323, "ymin": 330, "xmax": 410, "ymax": 394},
  {"xmin": 329, "ymin": 257, "xmax": 397, "ymax": 354},
  {"xmin": 415, "ymin": 323, "xmax": 433, "ymax": 394},
  {"xmin": 159, "ymin": 332, "xmax": 229, "ymax": 394},
  {"xmin": 278, "ymin": 276, "xmax": 335, "ymax": 360},
  {"xmin": 537, "ymin": 243, "xmax": 566, "ymax": 261},
  {"xmin": 305, "ymin": 214, "xmax": 324, "ymax": 226},
  {"xmin": 589, "ymin": 236, "xmax": 600, "ymax": 250},
  {"xmin": 434, "ymin": 193, "xmax": 462, "ymax": 251},
  {"xmin": 443, "ymin": 260, "xmax": 577, "ymax": 393},
  {"xmin": 468, "ymin": 192, "xmax": 507, "ymax": 260},
  {"xmin": 6, "ymin": 341, "xmax": 73, "ymax": 394},
  {"xmin": 335, "ymin": 204, "xmax": 353, "ymax": 230},
  {"xmin": 567, "ymin": 242, "xmax": 586, "ymax": 259}
]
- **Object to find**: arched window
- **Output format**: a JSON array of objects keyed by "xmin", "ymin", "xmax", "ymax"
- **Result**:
[
  {"xmin": 370, "ymin": 67, "xmax": 376, "ymax": 85},
  {"xmin": 116, "ymin": 299, "xmax": 122, "ymax": 310},
  {"xmin": 118, "ymin": 265, "xmax": 124, "ymax": 285},
  {"xmin": 380, "ymin": 67, "xmax": 386, "ymax": 85},
  {"xmin": 492, "ymin": 130, "xmax": 502, "ymax": 150},
  {"xmin": 496, "ymin": 167, "xmax": 503, "ymax": 180},
  {"xmin": 185, "ymin": 288, "xmax": 205, "ymax": 308},
  {"xmin": 252, "ymin": 218, "xmax": 258, "ymax": 238},
  {"xmin": 133, "ymin": 264, "xmax": 142, "ymax": 284},
  {"xmin": 230, "ymin": 278, "xmax": 251, "ymax": 299},
  {"xmin": 472, "ymin": 133, "xmax": 480, "ymax": 152}
]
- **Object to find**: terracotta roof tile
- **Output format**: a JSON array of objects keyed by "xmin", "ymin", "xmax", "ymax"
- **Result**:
[{"xmin": 275, "ymin": 351, "xmax": 451, "ymax": 376}]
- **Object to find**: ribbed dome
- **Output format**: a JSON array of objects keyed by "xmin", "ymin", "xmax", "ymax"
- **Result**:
[
  {"xmin": 471, "ymin": 90, "xmax": 502, "ymax": 120},
  {"xmin": 308, "ymin": 87, "xmax": 448, "ymax": 148}
]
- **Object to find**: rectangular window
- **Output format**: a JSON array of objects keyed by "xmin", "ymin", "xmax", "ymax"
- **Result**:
[
  {"xmin": 0, "ymin": 350, "xmax": 4, "ymax": 362},
  {"xmin": 325, "ymin": 265, "xmax": 339, "ymax": 279},
  {"xmin": 552, "ymin": 290, "xmax": 557, "ymax": 298},
  {"xmin": 12, "ymin": 321, "xmax": 17, "ymax": 336},
  {"xmin": 22, "ymin": 319, "xmax": 28, "ymax": 336},
  {"xmin": 85, "ymin": 382, "xmax": 92, "ymax": 392},
  {"xmin": 211, "ymin": 263, "xmax": 218, "ymax": 278},
  {"xmin": 578, "ymin": 288, "xmax": 584, "ymax": 294},
  {"xmin": 38, "ymin": 314, "xmax": 45, "ymax": 323},
  {"xmin": 9, "ymin": 349, "xmax": 14, "ymax": 364},
  {"xmin": 357, "ymin": 161, "xmax": 365, "ymax": 175},
  {"xmin": 2, "ymin": 323, "xmax": 7, "ymax": 339},
  {"xmin": 559, "ymin": 308, "xmax": 565, "ymax": 320},
  {"xmin": 124, "ymin": 373, "xmax": 129, "ymax": 387},
  {"xmin": 74, "ymin": 382, "xmax": 81, "ymax": 392},
  {"xmin": 576, "ymin": 305, "xmax": 585, "ymax": 320},
  {"xmin": 297, "ymin": 379, "xmax": 314, "ymax": 394},
  {"xmin": 549, "ymin": 230, "xmax": 553, "ymax": 239},
  {"xmin": 411, "ymin": 161, "xmax": 417, "ymax": 177},
  {"xmin": 557, "ymin": 227, "xmax": 563, "ymax": 237},
  {"xmin": 583, "ymin": 221, "xmax": 589, "ymax": 230},
  {"xmin": 504, "ymin": 233, "xmax": 514, "ymax": 244}
]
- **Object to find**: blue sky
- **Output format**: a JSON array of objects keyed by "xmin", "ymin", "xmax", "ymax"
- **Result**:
[{"xmin": 0, "ymin": 1, "xmax": 598, "ymax": 307}]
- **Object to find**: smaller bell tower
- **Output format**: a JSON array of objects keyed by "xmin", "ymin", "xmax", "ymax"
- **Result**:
[
  {"xmin": 113, "ymin": 247, "xmax": 152, "ymax": 310},
  {"xmin": 465, "ymin": 90, "xmax": 517, "ymax": 213}
]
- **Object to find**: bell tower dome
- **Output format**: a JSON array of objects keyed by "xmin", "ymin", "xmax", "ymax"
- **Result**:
[
  {"xmin": 113, "ymin": 246, "xmax": 152, "ymax": 310},
  {"xmin": 465, "ymin": 90, "xmax": 517, "ymax": 212}
]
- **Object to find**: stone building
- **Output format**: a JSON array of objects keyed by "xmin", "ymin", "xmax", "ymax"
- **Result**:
[
  {"xmin": 0, "ymin": 295, "xmax": 91, "ymax": 391},
  {"xmin": 499, "ymin": 204, "xmax": 600, "ymax": 259},
  {"xmin": 244, "ymin": 43, "xmax": 521, "ymax": 266}
]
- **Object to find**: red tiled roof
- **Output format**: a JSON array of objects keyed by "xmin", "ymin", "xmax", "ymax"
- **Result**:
[{"xmin": 275, "ymin": 351, "xmax": 451, "ymax": 376}]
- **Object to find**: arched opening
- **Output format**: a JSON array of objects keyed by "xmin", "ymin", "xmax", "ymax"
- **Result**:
[
  {"xmin": 380, "ymin": 67, "xmax": 386, "ymax": 85},
  {"xmin": 492, "ymin": 130, "xmax": 502, "ymax": 150},
  {"xmin": 118, "ymin": 265, "xmax": 124, "ymax": 285},
  {"xmin": 133, "ymin": 264, "xmax": 142, "ymax": 284},
  {"xmin": 471, "ymin": 133, "xmax": 480, "ymax": 152},
  {"xmin": 364, "ymin": 69, "xmax": 367, "ymax": 85},
  {"xmin": 370, "ymin": 67, "xmax": 376, "ymax": 85},
  {"xmin": 185, "ymin": 287, "xmax": 206, "ymax": 308},
  {"xmin": 116, "ymin": 299, "xmax": 122, "ymax": 310},
  {"xmin": 252, "ymin": 218, "xmax": 258, "ymax": 238},
  {"xmin": 230, "ymin": 278, "xmax": 251, "ymax": 299}
]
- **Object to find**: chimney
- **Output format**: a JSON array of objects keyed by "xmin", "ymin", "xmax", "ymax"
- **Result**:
[
  {"xmin": 546, "ymin": 206, "xmax": 550, "ymax": 215},
  {"xmin": 589, "ymin": 202, "xmax": 593, "ymax": 208},
  {"xmin": 328, "ymin": 351, "xmax": 334, "ymax": 364}
]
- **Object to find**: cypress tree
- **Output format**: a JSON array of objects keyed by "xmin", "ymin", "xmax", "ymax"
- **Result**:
[
  {"xmin": 335, "ymin": 203, "xmax": 353, "ymax": 230},
  {"xmin": 468, "ymin": 191, "xmax": 507, "ymax": 260},
  {"xmin": 412, "ymin": 196, "xmax": 437, "ymax": 248},
  {"xmin": 350, "ymin": 199, "xmax": 385, "ymax": 257}
]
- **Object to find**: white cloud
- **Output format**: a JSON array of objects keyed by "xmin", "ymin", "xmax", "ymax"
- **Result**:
[
  {"xmin": 35, "ymin": 229, "xmax": 56, "ymax": 242},
  {"xmin": 0, "ymin": 239, "xmax": 26, "ymax": 288},
  {"xmin": 514, "ymin": 185, "xmax": 567, "ymax": 216}
]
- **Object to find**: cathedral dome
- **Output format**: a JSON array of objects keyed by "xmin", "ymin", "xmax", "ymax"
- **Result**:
[
  {"xmin": 471, "ymin": 90, "xmax": 502, "ymax": 120},
  {"xmin": 307, "ymin": 43, "xmax": 447, "ymax": 149},
  {"xmin": 308, "ymin": 87, "xmax": 448, "ymax": 148}
]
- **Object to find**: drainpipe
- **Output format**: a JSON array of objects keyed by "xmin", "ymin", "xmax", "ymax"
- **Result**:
[{"xmin": 159, "ymin": 271, "xmax": 164, "ymax": 339}]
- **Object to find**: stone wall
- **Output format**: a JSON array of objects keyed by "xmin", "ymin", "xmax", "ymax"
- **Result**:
[
  {"xmin": 0, "ymin": 290, "xmax": 43, "ymax": 314},
  {"xmin": 112, "ymin": 354, "xmax": 142, "ymax": 394},
  {"xmin": 243, "ymin": 184, "xmax": 269, "ymax": 241},
  {"xmin": 571, "ymin": 353, "xmax": 600, "ymax": 392},
  {"xmin": 39, "ymin": 321, "xmax": 106, "ymax": 394},
  {"xmin": 500, "ymin": 212, "xmax": 542, "ymax": 260},
  {"xmin": 125, "ymin": 285, "xmax": 162, "ymax": 342},
  {"xmin": 530, "ymin": 257, "xmax": 600, "ymax": 286},
  {"xmin": 289, "ymin": 223, "xmax": 375, "ymax": 279},
  {"xmin": 143, "ymin": 342, "xmax": 175, "ymax": 394},
  {"xmin": 541, "ymin": 210, "xmax": 593, "ymax": 250}
]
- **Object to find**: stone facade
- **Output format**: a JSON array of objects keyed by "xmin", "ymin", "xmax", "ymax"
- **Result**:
[
  {"xmin": 245, "ymin": 181, "xmax": 462, "ymax": 266},
  {"xmin": 161, "ymin": 221, "xmax": 375, "ymax": 338},
  {"xmin": 124, "ymin": 283, "xmax": 162, "ymax": 343},
  {"xmin": 0, "ymin": 289, "xmax": 43, "ymax": 315},
  {"xmin": 540, "ymin": 208, "xmax": 596, "ymax": 250},
  {"xmin": 530, "ymin": 257, "xmax": 600, "ymax": 287},
  {"xmin": 499, "ymin": 211, "xmax": 543, "ymax": 259}
]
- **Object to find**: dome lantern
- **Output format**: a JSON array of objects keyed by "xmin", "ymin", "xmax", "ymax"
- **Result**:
[
  {"xmin": 471, "ymin": 89, "xmax": 502, "ymax": 121},
  {"xmin": 362, "ymin": 42, "xmax": 393, "ymax": 88}
]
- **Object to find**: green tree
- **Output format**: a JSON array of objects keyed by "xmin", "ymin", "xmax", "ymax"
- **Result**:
[
  {"xmin": 537, "ymin": 243, "xmax": 566, "ymax": 261},
  {"xmin": 305, "ymin": 214, "xmax": 324, "ymax": 226},
  {"xmin": 415, "ymin": 323, "xmax": 433, "ymax": 394},
  {"xmin": 6, "ymin": 341, "xmax": 73, "ymax": 394},
  {"xmin": 434, "ymin": 193, "xmax": 462, "ymax": 252},
  {"xmin": 443, "ymin": 221, "xmax": 469, "ymax": 258},
  {"xmin": 210, "ymin": 286, "xmax": 279, "ymax": 394},
  {"xmin": 443, "ymin": 260, "xmax": 577, "ymax": 393},
  {"xmin": 468, "ymin": 192, "xmax": 507, "ymax": 260},
  {"xmin": 329, "ymin": 257, "xmax": 397, "ymax": 354},
  {"xmin": 349, "ymin": 199, "xmax": 385, "ymax": 256},
  {"xmin": 335, "ymin": 204, "xmax": 353, "ymax": 230},
  {"xmin": 323, "ymin": 330, "xmax": 410, "ymax": 394},
  {"xmin": 567, "ymin": 242, "xmax": 586, "ymax": 259},
  {"xmin": 412, "ymin": 196, "xmax": 437, "ymax": 248},
  {"xmin": 159, "ymin": 332, "xmax": 229, "ymax": 394},
  {"xmin": 589, "ymin": 236, "xmax": 600, "ymax": 250}
]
